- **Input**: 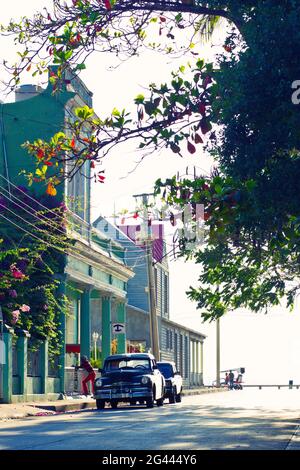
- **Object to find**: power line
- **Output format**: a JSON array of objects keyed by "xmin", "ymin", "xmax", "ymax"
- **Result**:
[
  {"xmin": 0, "ymin": 212, "xmax": 67, "ymax": 253},
  {"xmin": 0, "ymin": 185, "xmax": 68, "ymax": 237},
  {"xmin": 0, "ymin": 201, "xmax": 70, "ymax": 249}
]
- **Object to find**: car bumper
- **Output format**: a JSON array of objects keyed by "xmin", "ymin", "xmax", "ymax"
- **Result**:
[{"xmin": 94, "ymin": 387, "xmax": 152, "ymax": 401}]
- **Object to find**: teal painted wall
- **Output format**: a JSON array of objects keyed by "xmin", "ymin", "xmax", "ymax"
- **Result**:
[{"xmin": 0, "ymin": 83, "xmax": 74, "ymax": 199}]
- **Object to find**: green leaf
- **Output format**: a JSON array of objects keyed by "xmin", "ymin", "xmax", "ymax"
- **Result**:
[{"xmin": 134, "ymin": 94, "xmax": 145, "ymax": 105}]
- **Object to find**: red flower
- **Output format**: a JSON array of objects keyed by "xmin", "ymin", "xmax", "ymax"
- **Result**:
[
  {"xmin": 37, "ymin": 149, "xmax": 45, "ymax": 159},
  {"xmin": 104, "ymin": 0, "xmax": 112, "ymax": 10},
  {"xmin": 12, "ymin": 270, "xmax": 25, "ymax": 279}
]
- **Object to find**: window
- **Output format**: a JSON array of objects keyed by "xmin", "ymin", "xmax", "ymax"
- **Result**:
[
  {"xmin": 167, "ymin": 329, "xmax": 170, "ymax": 349},
  {"xmin": 164, "ymin": 273, "xmax": 169, "ymax": 315},
  {"xmin": 179, "ymin": 334, "xmax": 184, "ymax": 376},
  {"xmin": 184, "ymin": 336, "xmax": 189, "ymax": 379},
  {"xmin": 154, "ymin": 267, "xmax": 158, "ymax": 302},
  {"xmin": 66, "ymin": 298, "xmax": 80, "ymax": 344},
  {"xmin": 105, "ymin": 358, "xmax": 150, "ymax": 371},
  {"xmin": 174, "ymin": 333, "xmax": 178, "ymax": 369},
  {"xmin": 157, "ymin": 363, "xmax": 173, "ymax": 379}
]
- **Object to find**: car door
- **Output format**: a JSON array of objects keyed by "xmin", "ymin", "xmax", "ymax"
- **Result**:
[
  {"xmin": 152, "ymin": 360, "xmax": 163, "ymax": 398},
  {"xmin": 174, "ymin": 364, "xmax": 182, "ymax": 394}
]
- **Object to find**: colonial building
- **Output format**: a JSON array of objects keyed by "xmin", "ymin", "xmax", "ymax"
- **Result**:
[
  {"xmin": 94, "ymin": 217, "xmax": 206, "ymax": 388},
  {"xmin": 0, "ymin": 73, "xmax": 133, "ymax": 403}
]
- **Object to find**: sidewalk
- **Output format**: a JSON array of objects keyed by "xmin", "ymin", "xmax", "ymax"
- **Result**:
[{"xmin": 0, "ymin": 387, "xmax": 227, "ymax": 421}]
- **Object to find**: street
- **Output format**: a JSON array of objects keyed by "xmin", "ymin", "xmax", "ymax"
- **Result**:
[{"xmin": 1, "ymin": 389, "xmax": 300, "ymax": 450}]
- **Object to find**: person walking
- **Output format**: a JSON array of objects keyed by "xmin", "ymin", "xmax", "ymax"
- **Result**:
[
  {"xmin": 229, "ymin": 370, "xmax": 235, "ymax": 390},
  {"xmin": 76, "ymin": 355, "xmax": 96, "ymax": 397},
  {"xmin": 225, "ymin": 372, "xmax": 229, "ymax": 388}
]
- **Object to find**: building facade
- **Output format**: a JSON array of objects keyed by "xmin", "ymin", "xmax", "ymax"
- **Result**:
[
  {"xmin": 94, "ymin": 217, "xmax": 205, "ymax": 388},
  {"xmin": 0, "ymin": 73, "xmax": 133, "ymax": 403}
]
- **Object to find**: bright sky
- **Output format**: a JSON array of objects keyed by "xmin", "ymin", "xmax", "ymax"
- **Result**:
[{"xmin": 1, "ymin": 1, "xmax": 300, "ymax": 386}]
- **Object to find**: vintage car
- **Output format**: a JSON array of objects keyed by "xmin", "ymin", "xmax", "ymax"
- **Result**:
[
  {"xmin": 94, "ymin": 353, "xmax": 165, "ymax": 409},
  {"xmin": 157, "ymin": 361, "xmax": 183, "ymax": 403}
]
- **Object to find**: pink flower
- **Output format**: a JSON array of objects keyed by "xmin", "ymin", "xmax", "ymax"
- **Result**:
[
  {"xmin": 20, "ymin": 304, "xmax": 30, "ymax": 312},
  {"xmin": 12, "ymin": 310, "xmax": 20, "ymax": 324},
  {"xmin": 12, "ymin": 270, "xmax": 25, "ymax": 279},
  {"xmin": 10, "ymin": 264, "xmax": 25, "ymax": 280}
]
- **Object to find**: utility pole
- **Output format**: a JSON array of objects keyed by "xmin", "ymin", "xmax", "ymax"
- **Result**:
[
  {"xmin": 216, "ymin": 317, "xmax": 221, "ymax": 387},
  {"xmin": 133, "ymin": 193, "xmax": 160, "ymax": 360}
]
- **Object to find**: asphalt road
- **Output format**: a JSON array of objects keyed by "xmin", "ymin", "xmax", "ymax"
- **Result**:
[{"xmin": 1, "ymin": 389, "xmax": 300, "ymax": 450}]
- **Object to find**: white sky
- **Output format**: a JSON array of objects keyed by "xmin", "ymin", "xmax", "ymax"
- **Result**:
[{"xmin": 1, "ymin": 1, "xmax": 300, "ymax": 386}]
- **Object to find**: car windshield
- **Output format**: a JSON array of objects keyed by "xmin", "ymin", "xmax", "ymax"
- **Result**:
[
  {"xmin": 105, "ymin": 358, "xmax": 151, "ymax": 371},
  {"xmin": 157, "ymin": 363, "xmax": 174, "ymax": 378}
]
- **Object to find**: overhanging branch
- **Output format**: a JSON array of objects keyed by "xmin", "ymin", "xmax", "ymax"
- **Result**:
[{"xmin": 112, "ymin": 1, "xmax": 241, "ymax": 30}]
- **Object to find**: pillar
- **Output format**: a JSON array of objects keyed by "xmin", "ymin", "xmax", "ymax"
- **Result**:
[
  {"xmin": 102, "ymin": 295, "xmax": 112, "ymax": 360},
  {"xmin": 2, "ymin": 325, "xmax": 13, "ymax": 403},
  {"xmin": 116, "ymin": 302, "xmax": 126, "ymax": 354},
  {"xmin": 80, "ymin": 289, "xmax": 91, "ymax": 359},
  {"xmin": 191, "ymin": 340, "xmax": 195, "ymax": 385},
  {"xmin": 200, "ymin": 341, "xmax": 204, "ymax": 385},
  {"xmin": 196, "ymin": 342, "xmax": 200, "ymax": 385},
  {"xmin": 41, "ymin": 339, "xmax": 48, "ymax": 394},
  {"xmin": 16, "ymin": 329, "xmax": 30, "ymax": 396},
  {"xmin": 56, "ymin": 275, "xmax": 67, "ymax": 394}
]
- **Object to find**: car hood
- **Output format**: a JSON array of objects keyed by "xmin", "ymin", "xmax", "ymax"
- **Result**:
[{"xmin": 101, "ymin": 370, "xmax": 151, "ymax": 383}]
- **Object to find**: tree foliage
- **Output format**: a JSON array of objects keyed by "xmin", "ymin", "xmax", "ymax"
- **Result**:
[
  {"xmin": 2, "ymin": 0, "xmax": 300, "ymax": 320},
  {"xmin": 0, "ymin": 189, "xmax": 69, "ymax": 354}
]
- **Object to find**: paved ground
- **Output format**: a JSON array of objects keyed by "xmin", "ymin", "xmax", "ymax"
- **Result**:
[
  {"xmin": 0, "ymin": 389, "xmax": 300, "ymax": 450},
  {"xmin": 0, "ymin": 388, "xmax": 221, "ymax": 420}
]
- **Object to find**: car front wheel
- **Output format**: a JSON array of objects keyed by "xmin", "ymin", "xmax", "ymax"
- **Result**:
[
  {"xmin": 146, "ymin": 392, "xmax": 154, "ymax": 408},
  {"xmin": 156, "ymin": 396, "xmax": 164, "ymax": 407},
  {"xmin": 96, "ymin": 399, "xmax": 105, "ymax": 410}
]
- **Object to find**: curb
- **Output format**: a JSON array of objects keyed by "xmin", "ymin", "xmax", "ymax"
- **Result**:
[
  {"xmin": 182, "ymin": 387, "xmax": 228, "ymax": 396},
  {"xmin": 34, "ymin": 401, "xmax": 96, "ymax": 413},
  {"xmin": 0, "ymin": 387, "xmax": 228, "ymax": 420}
]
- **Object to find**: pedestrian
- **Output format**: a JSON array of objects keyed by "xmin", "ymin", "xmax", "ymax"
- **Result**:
[
  {"xmin": 229, "ymin": 370, "xmax": 235, "ymax": 390},
  {"xmin": 76, "ymin": 355, "xmax": 96, "ymax": 397},
  {"xmin": 225, "ymin": 372, "xmax": 229, "ymax": 388}
]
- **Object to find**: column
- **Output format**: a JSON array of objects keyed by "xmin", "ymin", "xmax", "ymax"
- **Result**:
[
  {"xmin": 56, "ymin": 275, "xmax": 66, "ymax": 394},
  {"xmin": 2, "ymin": 325, "xmax": 13, "ymax": 403},
  {"xmin": 102, "ymin": 295, "xmax": 112, "ymax": 360},
  {"xmin": 41, "ymin": 339, "xmax": 49, "ymax": 394},
  {"xmin": 16, "ymin": 330, "xmax": 30, "ymax": 396},
  {"xmin": 80, "ymin": 289, "xmax": 91, "ymax": 359},
  {"xmin": 200, "ymin": 341, "xmax": 204, "ymax": 385},
  {"xmin": 191, "ymin": 340, "xmax": 195, "ymax": 385},
  {"xmin": 116, "ymin": 302, "xmax": 126, "ymax": 354},
  {"xmin": 196, "ymin": 342, "xmax": 199, "ymax": 385}
]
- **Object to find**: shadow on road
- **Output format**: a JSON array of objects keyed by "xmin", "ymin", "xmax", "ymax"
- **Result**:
[{"xmin": 0, "ymin": 398, "xmax": 299, "ymax": 450}]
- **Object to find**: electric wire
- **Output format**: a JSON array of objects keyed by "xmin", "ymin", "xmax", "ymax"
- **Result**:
[
  {"xmin": 0, "ymin": 185, "xmax": 69, "ymax": 238},
  {"xmin": 0, "ymin": 211, "xmax": 68, "ymax": 253}
]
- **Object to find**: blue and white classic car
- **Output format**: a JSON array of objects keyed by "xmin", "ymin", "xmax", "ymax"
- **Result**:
[{"xmin": 94, "ymin": 353, "xmax": 165, "ymax": 409}]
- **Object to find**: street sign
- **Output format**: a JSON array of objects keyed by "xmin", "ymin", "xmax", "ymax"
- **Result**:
[{"xmin": 112, "ymin": 323, "xmax": 126, "ymax": 335}]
